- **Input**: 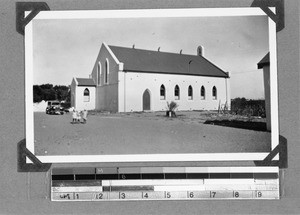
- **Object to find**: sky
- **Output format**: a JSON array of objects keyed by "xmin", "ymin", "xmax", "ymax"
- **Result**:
[{"xmin": 32, "ymin": 14, "xmax": 269, "ymax": 99}]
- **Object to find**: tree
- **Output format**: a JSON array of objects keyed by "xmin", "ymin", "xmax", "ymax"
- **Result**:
[
  {"xmin": 33, "ymin": 85, "xmax": 43, "ymax": 102},
  {"xmin": 33, "ymin": 84, "xmax": 71, "ymax": 103}
]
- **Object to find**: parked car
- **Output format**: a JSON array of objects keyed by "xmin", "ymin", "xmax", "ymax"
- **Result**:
[
  {"xmin": 60, "ymin": 102, "xmax": 71, "ymax": 113},
  {"xmin": 46, "ymin": 101, "xmax": 64, "ymax": 115}
]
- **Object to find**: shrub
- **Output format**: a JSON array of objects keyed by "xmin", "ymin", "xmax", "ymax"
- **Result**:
[
  {"xmin": 166, "ymin": 101, "xmax": 178, "ymax": 112},
  {"xmin": 166, "ymin": 101, "xmax": 179, "ymax": 117},
  {"xmin": 230, "ymin": 97, "xmax": 266, "ymax": 118}
]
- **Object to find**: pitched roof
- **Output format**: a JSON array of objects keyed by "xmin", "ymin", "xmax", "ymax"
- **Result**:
[
  {"xmin": 257, "ymin": 53, "xmax": 270, "ymax": 69},
  {"xmin": 75, "ymin": 78, "xmax": 96, "ymax": 86},
  {"xmin": 108, "ymin": 45, "xmax": 229, "ymax": 78}
]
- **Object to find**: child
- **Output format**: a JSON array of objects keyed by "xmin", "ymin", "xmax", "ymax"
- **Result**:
[
  {"xmin": 76, "ymin": 110, "xmax": 81, "ymax": 123},
  {"xmin": 82, "ymin": 109, "xmax": 88, "ymax": 124},
  {"xmin": 72, "ymin": 109, "xmax": 77, "ymax": 123}
]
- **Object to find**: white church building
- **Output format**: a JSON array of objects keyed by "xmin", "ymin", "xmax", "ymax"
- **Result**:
[{"xmin": 71, "ymin": 42, "xmax": 230, "ymax": 112}]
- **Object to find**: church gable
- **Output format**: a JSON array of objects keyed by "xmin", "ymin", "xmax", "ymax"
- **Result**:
[{"xmin": 90, "ymin": 43, "xmax": 123, "ymax": 87}]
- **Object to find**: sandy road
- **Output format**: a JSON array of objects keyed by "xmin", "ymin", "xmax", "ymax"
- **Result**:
[{"xmin": 34, "ymin": 112, "xmax": 271, "ymax": 156}]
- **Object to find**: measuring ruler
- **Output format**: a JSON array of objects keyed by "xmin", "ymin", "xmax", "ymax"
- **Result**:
[{"xmin": 51, "ymin": 166, "xmax": 279, "ymax": 201}]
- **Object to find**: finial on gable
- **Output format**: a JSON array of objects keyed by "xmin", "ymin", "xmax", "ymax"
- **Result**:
[
  {"xmin": 158, "ymin": 47, "xmax": 160, "ymax": 52},
  {"xmin": 132, "ymin": 44, "xmax": 135, "ymax": 49},
  {"xmin": 180, "ymin": 49, "xmax": 183, "ymax": 54},
  {"xmin": 197, "ymin": 45, "xmax": 204, "ymax": 57}
]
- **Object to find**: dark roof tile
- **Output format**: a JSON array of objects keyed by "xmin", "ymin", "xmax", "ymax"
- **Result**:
[
  {"xmin": 76, "ymin": 78, "xmax": 96, "ymax": 86},
  {"xmin": 257, "ymin": 53, "xmax": 270, "ymax": 69},
  {"xmin": 109, "ymin": 45, "xmax": 229, "ymax": 78}
]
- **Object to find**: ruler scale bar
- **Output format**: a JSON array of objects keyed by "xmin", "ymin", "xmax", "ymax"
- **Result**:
[
  {"xmin": 52, "ymin": 167, "xmax": 279, "ymax": 179},
  {"xmin": 51, "ymin": 190, "xmax": 279, "ymax": 201},
  {"xmin": 52, "ymin": 183, "xmax": 279, "ymax": 192},
  {"xmin": 51, "ymin": 167, "xmax": 279, "ymax": 201},
  {"xmin": 103, "ymin": 186, "xmax": 154, "ymax": 191},
  {"xmin": 52, "ymin": 173, "xmax": 278, "ymax": 180}
]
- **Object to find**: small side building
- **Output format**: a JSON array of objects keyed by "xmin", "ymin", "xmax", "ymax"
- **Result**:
[
  {"xmin": 257, "ymin": 53, "xmax": 271, "ymax": 131},
  {"xmin": 70, "ymin": 77, "xmax": 96, "ymax": 110}
]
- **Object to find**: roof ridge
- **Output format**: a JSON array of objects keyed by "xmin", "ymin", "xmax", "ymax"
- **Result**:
[{"xmin": 108, "ymin": 44, "xmax": 204, "ymax": 58}]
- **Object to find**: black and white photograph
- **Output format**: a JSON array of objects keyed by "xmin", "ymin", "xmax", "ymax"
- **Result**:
[{"xmin": 25, "ymin": 8, "xmax": 278, "ymax": 162}]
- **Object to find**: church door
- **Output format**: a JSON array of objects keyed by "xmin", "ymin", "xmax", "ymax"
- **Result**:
[{"xmin": 143, "ymin": 89, "xmax": 151, "ymax": 111}]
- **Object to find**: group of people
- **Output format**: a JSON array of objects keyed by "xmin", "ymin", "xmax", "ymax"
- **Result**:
[{"xmin": 72, "ymin": 109, "xmax": 88, "ymax": 124}]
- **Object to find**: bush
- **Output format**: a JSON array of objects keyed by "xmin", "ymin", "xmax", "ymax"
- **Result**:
[
  {"xmin": 167, "ymin": 101, "xmax": 178, "ymax": 112},
  {"xmin": 166, "ymin": 101, "xmax": 179, "ymax": 117},
  {"xmin": 230, "ymin": 97, "xmax": 266, "ymax": 118}
]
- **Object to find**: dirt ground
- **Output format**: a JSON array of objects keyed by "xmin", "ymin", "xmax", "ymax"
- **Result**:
[{"xmin": 34, "ymin": 111, "xmax": 271, "ymax": 156}]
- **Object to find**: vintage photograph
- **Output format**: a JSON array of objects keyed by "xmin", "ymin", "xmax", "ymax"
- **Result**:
[{"xmin": 26, "ymin": 8, "xmax": 277, "ymax": 162}]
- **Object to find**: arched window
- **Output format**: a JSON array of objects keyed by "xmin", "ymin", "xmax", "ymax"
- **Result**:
[
  {"xmin": 188, "ymin": 85, "xmax": 193, "ymax": 100},
  {"xmin": 105, "ymin": 59, "xmax": 109, "ymax": 84},
  {"xmin": 83, "ymin": 88, "xmax": 90, "ymax": 102},
  {"xmin": 174, "ymin": 85, "xmax": 180, "ymax": 100},
  {"xmin": 201, "ymin": 86, "xmax": 205, "ymax": 100},
  {"xmin": 212, "ymin": 86, "xmax": 217, "ymax": 100},
  {"xmin": 160, "ymin": 85, "xmax": 166, "ymax": 100},
  {"xmin": 97, "ymin": 62, "xmax": 101, "ymax": 86}
]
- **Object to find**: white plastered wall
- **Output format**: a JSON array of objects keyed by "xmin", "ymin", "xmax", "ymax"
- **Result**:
[
  {"xmin": 70, "ymin": 78, "xmax": 77, "ymax": 108},
  {"xmin": 74, "ymin": 86, "xmax": 96, "ymax": 110},
  {"xmin": 263, "ymin": 66, "xmax": 271, "ymax": 131},
  {"xmin": 91, "ymin": 43, "xmax": 123, "ymax": 112},
  {"xmin": 119, "ymin": 72, "xmax": 229, "ymax": 112}
]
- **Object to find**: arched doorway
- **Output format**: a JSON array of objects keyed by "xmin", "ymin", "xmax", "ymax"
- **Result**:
[{"xmin": 143, "ymin": 89, "xmax": 151, "ymax": 111}]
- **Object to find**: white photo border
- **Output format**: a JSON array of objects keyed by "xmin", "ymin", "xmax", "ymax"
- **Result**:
[{"xmin": 25, "ymin": 8, "xmax": 278, "ymax": 163}]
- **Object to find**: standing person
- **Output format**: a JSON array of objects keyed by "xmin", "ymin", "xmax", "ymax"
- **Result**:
[
  {"xmin": 72, "ymin": 109, "xmax": 77, "ymax": 123},
  {"xmin": 82, "ymin": 109, "xmax": 88, "ymax": 124},
  {"xmin": 76, "ymin": 110, "xmax": 81, "ymax": 123}
]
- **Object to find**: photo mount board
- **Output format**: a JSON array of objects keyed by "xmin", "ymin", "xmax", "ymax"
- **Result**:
[{"xmin": 24, "ymin": 7, "xmax": 279, "ymax": 164}]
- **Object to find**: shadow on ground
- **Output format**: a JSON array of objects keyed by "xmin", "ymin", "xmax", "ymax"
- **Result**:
[{"xmin": 204, "ymin": 119, "xmax": 268, "ymax": 132}]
